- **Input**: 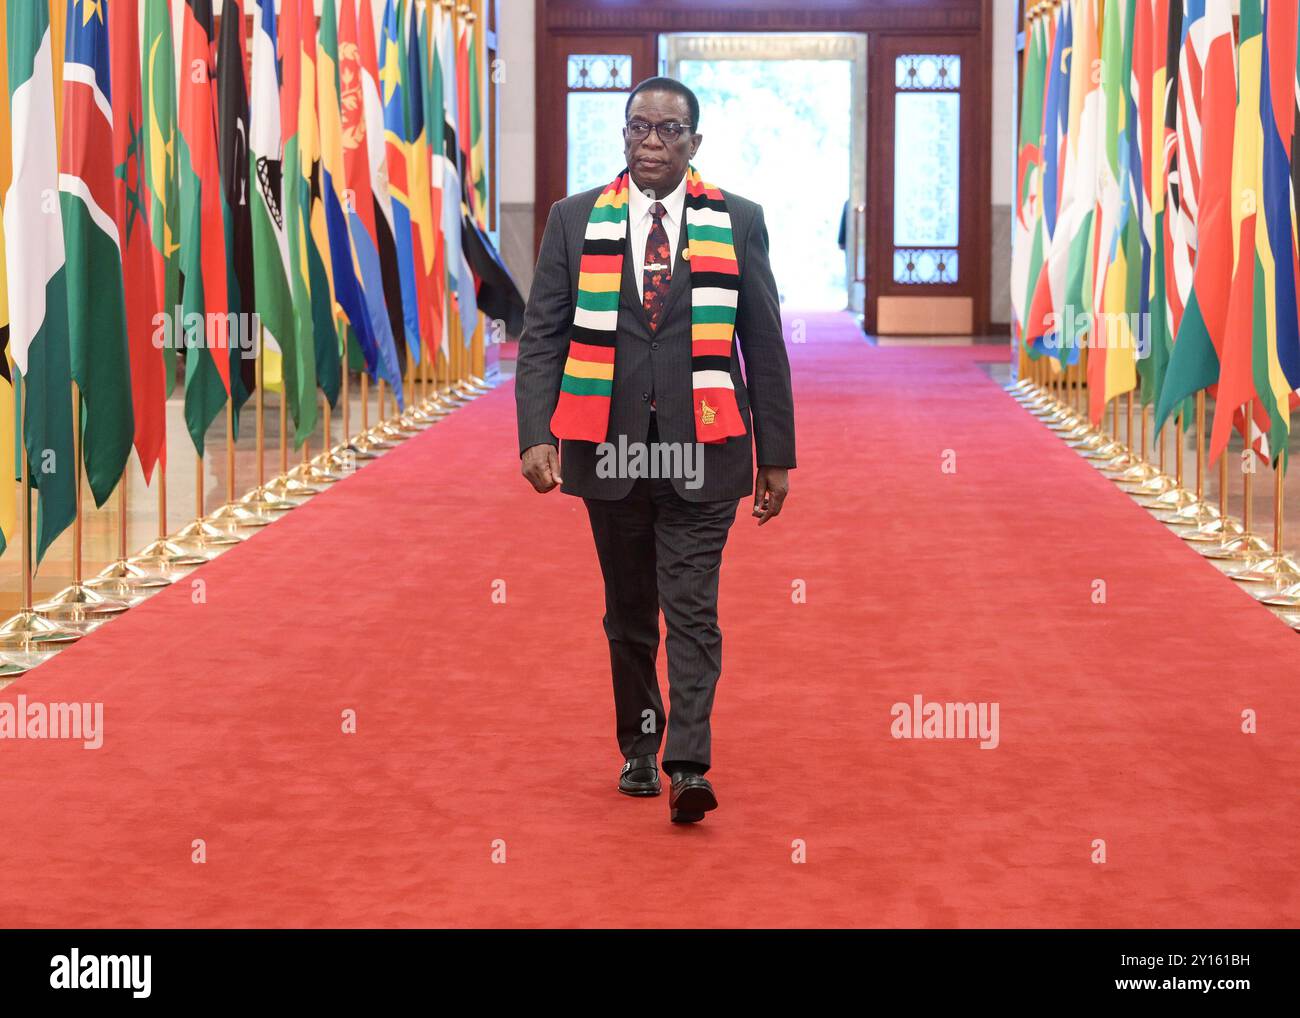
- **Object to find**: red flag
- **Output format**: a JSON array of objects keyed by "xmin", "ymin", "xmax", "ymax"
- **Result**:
[
  {"xmin": 177, "ymin": 0, "xmax": 231, "ymax": 399},
  {"xmin": 113, "ymin": 0, "xmax": 167, "ymax": 481}
]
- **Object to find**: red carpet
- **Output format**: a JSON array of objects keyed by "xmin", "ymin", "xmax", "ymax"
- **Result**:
[{"xmin": 2, "ymin": 311, "xmax": 1299, "ymax": 928}]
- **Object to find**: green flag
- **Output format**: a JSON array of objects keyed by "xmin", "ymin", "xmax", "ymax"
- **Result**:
[{"xmin": 4, "ymin": 0, "xmax": 76, "ymax": 562}]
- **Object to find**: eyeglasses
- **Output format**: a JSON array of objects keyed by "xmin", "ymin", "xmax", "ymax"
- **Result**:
[{"xmin": 624, "ymin": 119, "xmax": 692, "ymax": 144}]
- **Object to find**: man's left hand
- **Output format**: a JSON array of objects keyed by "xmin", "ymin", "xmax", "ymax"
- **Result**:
[{"xmin": 753, "ymin": 467, "xmax": 789, "ymax": 526}]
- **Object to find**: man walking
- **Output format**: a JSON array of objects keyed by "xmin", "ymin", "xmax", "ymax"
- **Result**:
[{"xmin": 515, "ymin": 77, "xmax": 795, "ymax": 823}]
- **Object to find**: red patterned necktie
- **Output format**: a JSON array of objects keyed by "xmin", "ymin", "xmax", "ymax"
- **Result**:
[{"xmin": 642, "ymin": 201, "xmax": 672, "ymax": 331}]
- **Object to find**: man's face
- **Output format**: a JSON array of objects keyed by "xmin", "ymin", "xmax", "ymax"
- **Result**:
[{"xmin": 623, "ymin": 90, "xmax": 702, "ymax": 197}]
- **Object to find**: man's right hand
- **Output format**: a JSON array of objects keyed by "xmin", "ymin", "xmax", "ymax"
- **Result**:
[{"xmin": 521, "ymin": 444, "xmax": 562, "ymax": 493}]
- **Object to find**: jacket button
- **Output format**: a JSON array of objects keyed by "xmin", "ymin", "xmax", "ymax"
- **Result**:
[{"xmin": 651, "ymin": 342, "xmax": 659, "ymax": 350}]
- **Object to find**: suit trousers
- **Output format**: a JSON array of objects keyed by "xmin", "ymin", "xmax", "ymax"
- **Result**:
[{"xmin": 582, "ymin": 418, "xmax": 740, "ymax": 773}]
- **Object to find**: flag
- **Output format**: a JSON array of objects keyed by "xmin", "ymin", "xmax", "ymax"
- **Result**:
[
  {"xmin": 1155, "ymin": 0, "xmax": 1234, "ymax": 429},
  {"xmin": 59, "ymin": 0, "xmax": 134, "ymax": 509},
  {"xmin": 1011, "ymin": 15, "xmax": 1047, "ymax": 348},
  {"xmin": 406, "ymin": 0, "xmax": 442, "ymax": 360},
  {"xmin": 461, "ymin": 213, "xmax": 524, "ymax": 336},
  {"xmin": 111, "ymin": 0, "xmax": 166, "ymax": 483},
  {"xmin": 359, "ymin": 0, "xmax": 407, "ymax": 406},
  {"xmin": 1062, "ymin": 0, "xmax": 1103, "ymax": 358},
  {"xmin": 381, "ymin": 0, "xmax": 422, "ymax": 365},
  {"xmin": 1089, "ymin": 0, "xmax": 1139, "ymax": 422},
  {"xmin": 0, "ymin": 0, "xmax": 15, "ymax": 555},
  {"xmin": 1248, "ymin": 0, "xmax": 1296, "ymax": 458},
  {"xmin": 177, "ymin": 0, "xmax": 232, "ymax": 455},
  {"xmin": 1208, "ymin": 0, "xmax": 1269, "ymax": 462},
  {"xmin": 1024, "ymin": 3, "xmax": 1072, "ymax": 357},
  {"xmin": 467, "ymin": 2, "xmax": 487, "ymax": 228},
  {"xmin": 279, "ymin": 0, "xmax": 319, "ymax": 443},
  {"xmin": 248, "ymin": 0, "xmax": 291, "ymax": 395},
  {"xmin": 4, "ymin": 0, "xmax": 77, "ymax": 561},
  {"xmin": 142, "ymin": 0, "xmax": 179, "ymax": 393},
  {"xmin": 303, "ymin": 0, "xmax": 340, "ymax": 410},
  {"xmin": 319, "ymin": 0, "xmax": 380, "ymax": 387},
  {"xmin": 421, "ymin": 1, "xmax": 448, "ymax": 358},
  {"xmin": 218, "ymin": 0, "xmax": 255, "ymax": 430},
  {"xmin": 340, "ymin": 0, "xmax": 404, "ymax": 397},
  {"xmin": 1146, "ymin": 0, "xmax": 1180, "ymax": 414},
  {"xmin": 438, "ymin": 1, "xmax": 477, "ymax": 348}
]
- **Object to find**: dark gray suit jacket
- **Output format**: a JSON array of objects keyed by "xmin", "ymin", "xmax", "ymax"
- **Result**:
[{"xmin": 515, "ymin": 182, "xmax": 796, "ymax": 502}]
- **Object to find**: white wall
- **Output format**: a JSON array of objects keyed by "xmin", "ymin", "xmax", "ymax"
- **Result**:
[{"xmin": 497, "ymin": 0, "xmax": 536, "ymax": 205}]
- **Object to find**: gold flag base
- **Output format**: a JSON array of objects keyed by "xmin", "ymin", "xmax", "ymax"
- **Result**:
[
  {"xmin": 1064, "ymin": 429, "xmax": 1110, "ymax": 452},
  {"xmin": 1180, "ymin": 515, "xmax": 1245, "ymax": 544},
  {"xmin": 86, "ymin": 559, "xmax": 171, "ymax": 591},
  {"xmin": 1077, "ymin": 438, "xmax": 1127, "ymax": 461},
  {"xmin": 353, "ymin": 430, "xmax": 397, "ymax": 453},
  {"xmin": 1110, "ymin": 462, "xmax": 1163, "ymax": 488},
  {"xmin": 312, "ymin": 447, "xmax": 354, "ymax": 475},
  {"xmin": 1200, "ymin": 533, "xmax": 1272, "ymax": 561},
  {"xmin": 1045, "ymin": 413, "xmax": 1084, "ymax": 432},
  {"xmin": 173, "ymin": 517, "xmax": 244, "ymax": 550},
  {"xmin": 130, "ymin": 538, "xmax": 211, "ymax": 569},
  {"xmin": 240, "ymin": 485, "xmax": 301, "ymax": 512},
  {"xmin": 207, "ymin": 501, "xmax": 277, "ymax": 528},
  {"xmin": 0, "ymin": 610, "xmax": 83, "ymax": 649},
  {"xmin": 289, "ymin": 461, "xmax": 343, "ymax": 486},
  {"xmin": 1142, "ymin": 485, "xmax": 1199, "ymax": 512},
  {"xmin": 264, "ymin": 475, "xmax": 322, "ymax": 500},
  {"xmin": 1228, "ymin": 554, "xmax": 1300, "ymax": 588},
  {"xmin": 1155, "ymin": 501, "xmax": 1221, "ymax": 528},
  {"xmin": 368, "ymin": 421, "xmax": 410, "ymax": 443},
  {"xmin": 418, "ymin": 394, "xmax": 455, "ymax": 415},
  {"xmin": 35, "ymin": 583, "xmax": 132, "ymax": 620},
  {"xmin": 1096, "ymin": 448, "xmax": 1141, "ymax": 474}
]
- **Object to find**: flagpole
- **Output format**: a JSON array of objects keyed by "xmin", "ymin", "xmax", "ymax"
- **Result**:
[
  {"xmin": 372, "ymin": 378, "xmax": 408, "ymax": 443},
  {"xmin": 1179, "ymin": 392, "xmax": 1241, "ymax": 543},
  {"xmin": 1203, "ymin": 401, "xmax": 1271, "ymax": 564},
  {"xmin": 1139, "ymin": 408, "xmax": 1197, "ymax": 510},
  {"xmin": 174, "ymin": 449, "xmax": 242, "ymax": 553},
  {"xmin": 85, "ymin": 473, "xmax": 170, "ymax": 597},
  {"xmin": 241, "ymin": 322, "xmax": 297, "ymax": 513},
  {"xmin": 0, "ymin": 381, "xmax": 82, "ymax": 653},
  {"xmin": 35, "ymin": 384, "xmax": 131, "ymax": 622},
  {"xmin": 1157, "ymin": 392, "xmax": 1221, "ymax": 529},
  {"xmin": 1234, "ymin": 414, "xmax": 1300, "ymax": 593},
  {"xmin": 129, "ymin": 405, "xmax": 209, "ymax": 573},
  {"xmin": 266, "ymin": 377, "xmax": 320, "ymax": 502},
  {"xmin": 308, "ymin": 392, "xmax": 347, "ymax": 481},
  {"xmin": 351, "ymin": 368, "xmax": 383, "ymax": 458},
  {"xmin": 209, "ymin": 385, "xmax": 274, "ymax": 529}
]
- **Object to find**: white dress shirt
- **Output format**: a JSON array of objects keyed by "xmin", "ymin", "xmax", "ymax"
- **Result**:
[{"xmin": 627, "ymin": 172, "xmax": 687, "ymax": 301}]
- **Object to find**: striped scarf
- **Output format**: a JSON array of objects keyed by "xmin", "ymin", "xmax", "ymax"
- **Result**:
[{"xmin": 548, "ymin": 165, "xmax": 746, "ymax": 444}]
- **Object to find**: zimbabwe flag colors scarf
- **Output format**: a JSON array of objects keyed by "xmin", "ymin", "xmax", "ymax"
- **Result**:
[{"xmin": 548, "ymin": 165, "xmax": 746, "ymax": 444}]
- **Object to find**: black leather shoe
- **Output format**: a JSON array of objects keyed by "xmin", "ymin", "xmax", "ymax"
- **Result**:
[
  {"xmin": 618, "ymin": 755, "xmax": 661, "ymax": 796},
  {"xmin": 669, "ymin": 771, "xmax": 717, "ymax": 823}
]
